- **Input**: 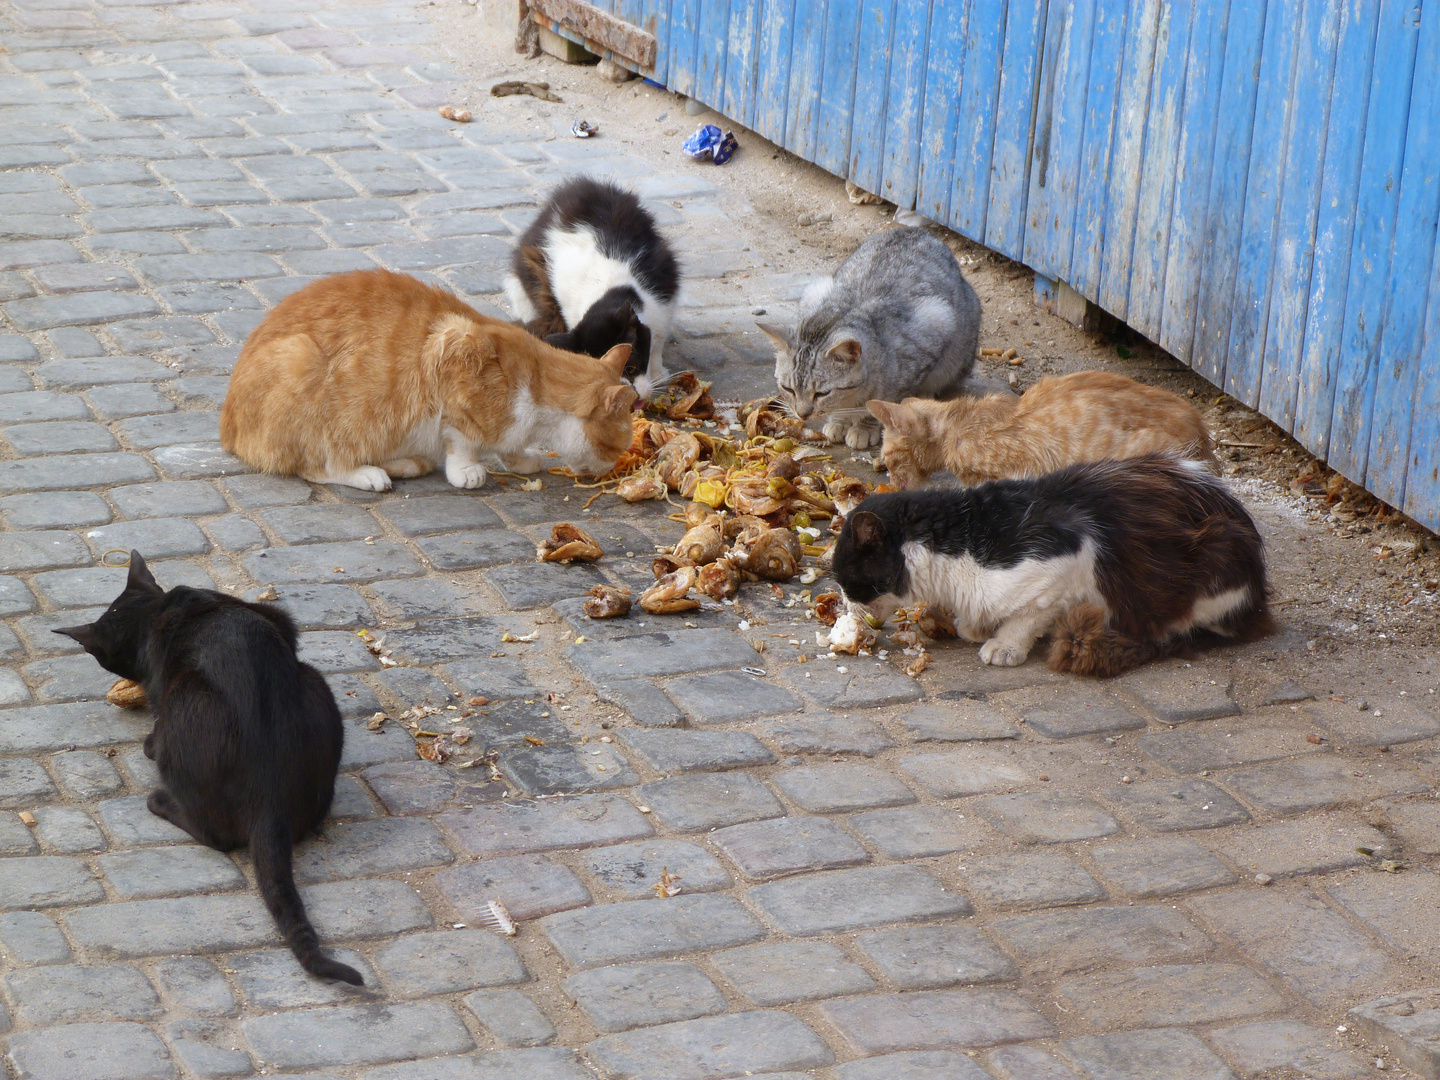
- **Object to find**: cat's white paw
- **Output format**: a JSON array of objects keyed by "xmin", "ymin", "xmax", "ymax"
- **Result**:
[
  {"xmin": 979, "ymin": 638, "xmax": 1029, "ymax": 667},
  {"xmin": 339, "ymin": 466, "xmax": 392, "ymax": 492},
  {"xmin": 504, "ymin": 450, "xmax": 545, "ymax": 474},
  {"xmin": 822, "ymin": 418, "xmax": 848, "ymax": 444},
  {"xmin": 844, "ymin": 422, "xmax": 882, "ymax": 450},
  {"xmin": 446, "ymin": 461, "xmax": 489, "ymax": 488}
]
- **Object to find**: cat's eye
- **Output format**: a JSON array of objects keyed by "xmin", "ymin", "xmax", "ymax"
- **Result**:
[{"xmin": 814, "ymin": 390, "xmax": 831, "ymax": 399}]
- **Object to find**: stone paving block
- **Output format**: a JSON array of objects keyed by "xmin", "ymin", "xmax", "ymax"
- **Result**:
[
  {"xmin": 373, "ymin": 667, "xmax": 453, "ymax": 708},
  {"xmin": 47, "ymin": 328, "xmax": 105, "ymax": 358},
  {"xmin": 499, "ymin": 743, "xmax": 637, "ymax": 795},
  {"xmin": 1349, "ymin": 990, "xmax": 1440, "ymax": 1080},
  {"xmin": 565, "ymin": 628, "xmax": 763, "ymax": 681},
  {"xmin": 1103, "ymin": 777, "xmax": 1251, "ymax": 832},
  {"xmin": 297, "ymin": 629, "xmax": 379, "ymax": 673},
  {"xmin": 712, "ymin": 940, "xmax": 876, "ymax": 1007},
  {"xmin": 1138, "ymin": 722, "xmax": 1322, "ymax": 773},
  {"xmin": 987, "ymin": 1046, "xmax": 1085, "ymax": 1080},
  {"xmin": 3, "ymin": 1021, "xmax": 176, "ymax": 1080},
  {"xmin": 229, "ymin": 947, "xmax": 376, "ymax": 1009},
  {"xmin": 635, "ymin": 772, "xmax": 785, "ymax": 832},
  {"xmin": 0, "ymin": 812, "xmax": 38, "ymax": 857},
  {"xmin": 34, "ymin": 562, "xmax": 214, "ymax": 609},
  {"xmin": 592, "ymin": 677, "xmax": 684, "ymax": 728},
  {"xmin": 260, "ymin": 503, "xmax": 378, "ymax": 544},
  {"xmin": 376, "ymin": 494, "xmax": 503, "ymax": 535},
  {"xmin": 438, "ymin": 793, "xmax": 652, "ymax": 858},
  {"xmin": 243, "ymin": 1001, "xmax": 475, "ymax": 1069},
  {"xmin": 900, "ymin": 698, "xmax": 1020, "ymax": 742},
  {"xmin": 329, "ymin": 775, "xmax": 378, "ymax": 820},
  {"xmin": 4, "ymin": 420, "xmax": 118, "ymax": 455},
  {"xmin": 5, "ymin": 290, "xmax": 161, "ymax": 330},
  {"xmin": 373, "ymin": 929, "xmax": 526, "ymax": 1003},
  {"xmin": 85, "ymin": 517, "xmax": 209, "ymax": 559},
  {"xmin": 0, "ymin": 391, "xmax": 90, "ymax": 426},
  {"xmin": 1089, "ymin": 837, "xmax": 1237, "ymax": 898},
  {"xmin": 541, "ymin": 893, "xmax": 764, "ymax": 970},
  {"xmin": 221, "ymin": 473, "xmax": 313, "ymax": 508},
  {"xmin": 1058, "ymin": 1029, "xmax": 1237, "ymax": 1080},
  {"xmin": 0, "ymin": 575, "xmax": 36, "ymax": 616},
  {"xmin": 440, "ymin": 657, "xmax": 539, "ymax": 701},
  {"xmin": 620, "ymin": 728, "xmax": 774, "ymax": 773},
  {"xmin": 773, "ymin": 762, "xmax": 916, "ymax": 811},
  {"xmin": 383, "ymin": 615, "xmax": 507, "ymax": 664},
  {"xmin": 1377, "ymin": 798, "xmax": 1440, "ymax": 855},
  {"xmin": 819, "ymin": 989, "xmax": 1055, "ymax": 1055},
  {"xmin": 116, "ymin": 411, "xmax": 223, "ymax": 449},
  {"xmin": 86, "ymin": 383, "xmax": 176, "ymax": 420},
  {"xmin": 359, "ymin": 1047, "xmax": 593, "ymax": 1080},
  {"xmin": 293, "ymin": 817, "xmax": 453, "ymax": 883},
  {"xmin": 994, "ymin": 683, "xmax": 1147, "ymax": 739},
  {"xmin": 110, "ymin": 480, "xmax": 228, "ymax": 519},
  {"xmin": 1215, "ymin": 812, "xmax": 1391, "ymax": 878},
  {"xmin": 37, "ymin": 357, "xmax": 175, "ymax": 390},
  {"xmin": 33, "ymin": 805, "xmax": 106, "ymax": 852},
  {"xmin": 835, "ymin": 1051, "xmax": 993, "ymax": 1080},
  {"xmin": 327, "ymin": 674, "xmax": 383, "ymax": 721},
  {"xmin": 895, "ymin": 747, "xmax": 1028, "ymax": 799},
  {"xmin": 1304, "ymin": 695, "xmax": 1440, "ymax": 747},
  {"xmin": 1328, "ymin": 869, "xmax": 1440, "ymax": 963},
  {"xmin": 1221, "ymin": 755, "xmax": 1424, "ymax": 815},
  {"xmin": 1209, "ymin": 1020, "xmax": 1369, "ymax": 1080},
  {"xmin": 165, "ymin": 1018, "xmax": 253, "ymax": 1079},
  {"xmin": 155, "ymin": 956, "xmax": 236, "ymax": 1016},
  {"xmin": 437, "ymin": 853, "xmax": 591, "ymax": 922},
  {"xmin": 586, "ymin": 1010, "xmax": 833, "ymax": 1080},
  {"xmin": 847, "ymin": 805, "xmax": 995, "ymax": 859},
  {"xmin": 465, "ymin": 988, "xmax": 556, "ymax": 1047},
  {"xmin": 961, "ymin": 852, "xmax": 1106, "ymax": 909},
  {"xmin": 0, "ymin": 667, "xmax": 30, "ymax": 707},
  {"xmin": 246, "ymin": 583, "xmax": 375, "ymax": 629},
  {"xmin": 566, "ymin": 961, "xmax": 726, "ymax": 1032},
  {"xmin": 785, "ymin": 656, "xmax": 923, "ymax": 709},
  {"xmin": 0, "ymin": 492, "xmax": 111, "ymax": 532},
  {"xmin": 855, "ymin": 924, "xmax": 1017, "ymax": 989},
  {"xmin": 662, "ymin": 669, "xmax": 803, "ymax": 725},
  {"xmin": 0, "ymin": 909, "xmax": 70, "ymax": 964},
  {"xmin": 750, "ymin": 865, "xmax": 969, "ymax": 935},
  {"xmin": 0, "ymin": 757, "xmax": 57, "ymax": 808},
  {"xmin": 756, "ymin": 713, "xmax": 893, "ymax": 756},
  {"xmin": 975, "ymin": 791, "xmax": 1118, "ymax": 843},
  {"xmin": 1057, "ymin": 962, "xmax": 1285, "ymax": 1027},
  {"xmin": 245, "ymin": 540, "xmax": 424, "ymax": 585},
  {"xmin": 0, "ymin": 856, "xmax": 104, "ymax": 909},
  {"xmin": 97, "ymin": 795, "xmax": 191, "ymax": 847},
  {"xmin": 302, "ymin": 878, "xmax": 433, "ymax": 941},
  {"xmin": 151, "ymin": 443, "xmax": 248, "ymax": 480},
  {"xmin": 1189, "ymin": 889, "xmax": 1406, "ymax": 1008},
  {"xmin": 4, "ymin": 960, "xmax": 161, "ymax": 1025},
  {"xmin": 415, "ymin": 528, "xmax": 533, "ymax": 570},
  {"xmin": 484, "ymin": 561, "xmax": 607, "ymax": 609},
  {"xmin": 1117, "ymin": 664, "xmax": 1240, "ymax": 722},
  {"xmin": 713, "ymin": 816, "xmax": 869, "ymax": 880},
  {"xmin": 581, "ymin": 838, "xmax": 731, "ymax": 900},
  {"xmin": 0, "ymin": 529, "xmax": 90, "ymax": 570},
  {"xmin": 369, "ymin": 578, "xmax": 487, "ymax": 620},
  {"xmin": 0, "ymin": 701, "xmax": 166, "ymax": 754},
  {"xmin": 66, "ymin": 893, "xmax": 277, "ymax": 956}
]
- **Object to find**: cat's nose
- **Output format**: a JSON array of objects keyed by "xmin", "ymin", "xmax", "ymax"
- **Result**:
[{"xmin": 796, "ymin": 401, "xmax": 813, "ymax": 418}]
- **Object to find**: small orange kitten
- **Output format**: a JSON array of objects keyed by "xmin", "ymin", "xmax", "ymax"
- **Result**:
[
  {"xmin": 868, "ymin": 370, "xmax": 1216, "ymax": 489},
  {"xmin": 220, "ymin": 270, "xmax": 637, "ymax": 491}
]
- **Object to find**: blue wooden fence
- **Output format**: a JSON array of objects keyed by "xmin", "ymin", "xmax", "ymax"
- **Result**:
[{"xmin": 542, "ymin": 0, "xmax": 1440, "ymax": 534}]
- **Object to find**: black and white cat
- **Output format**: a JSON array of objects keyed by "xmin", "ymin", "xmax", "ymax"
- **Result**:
[
  {"xmin": 504, "ymin": 177, "xmax": 680, "ymax": 399},
  {"xmin": 832, "ymin": 457, "xmax": 1274, "ymax": 676},
  {"xmin": 55, "ymin": 553, "xmax": 362, "ymax": 984}
]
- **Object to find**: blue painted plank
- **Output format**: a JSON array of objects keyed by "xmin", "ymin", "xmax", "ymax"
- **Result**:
[
  {"xmin": 722, "ymin": 0, "xmax": 760, "ymax": 129},
  {"xmin": 1402, "ymin": 245, "xmax": 1440, "ymax": 530},
  {"xmin": 950, "ymin": 0, "xmax": 1009, "ymax": 238},
  {"xmin": 1094, "ymin": 0, "xmax": 1161, "ymax": 319},
  {"xmin": 1188, "ymin": 0, "xmax": 1266, "ymax": 387},
  {"xmin": 785, "ymin": 0, "xmax": 830, "ymax": 163},
  {"xmin": 1255, "ymin": 0, "xmax": 1341, "ymax": 428},
  {"xmin": 1126, "ymin": 0, "xmax": 1195, "ymax": 341},
  {"xmin": 1324, "ymin": 0, "xmax": 1422, "ymax": 482},
  {"xmin": 1068, "ymin": 1, "xmax": 1129, "ymax": 300},
  {"xmin": 752, "ymin": 0, "xmax": 798, "ymax": 146},
  {"xmin": 815, "ymin": 0, "xmax": 863, "ymax": 178},
  {"xmin": 647, "ymin": 0, "xmax": 670, "ymax": 84},
  {"xmin": 1023, "ymin": 0, "xmax": 1099, "ymax": 283},
  {"xmin": 665, "ymin": 0, "xmax": 703, "ymax": 98},
  {"xmin": 1364, "ymin": 5, "xmax": 1440, "ymax": 508},
  {"xmin": 915, "ymin": 0, "xmax": 970, "ymax": 222},
  {"xmin": 1158, "ymin": 0, "xmax": 1229, "ymax": 365},
  {"xmin": 985, "ymin": 0, "xmax": 1049, "ymax": 259},
  {"xmin": 694, "ymin": 0, "xmax": 730, "ymax": 109},
  {"xmin": 849, "ymin": 0, "xmax": 897, "ymax": 194},
  {"xmin": 879, "ymin": 0, "xmax": 934, "ymax": 210},
  {"xmin": 1221, "ymin": 0, "xmax": 1303, "ymax": 407},
  {"xmin": 1291, "ymin": 0, "xmax": 1381, "ymax": 454}
]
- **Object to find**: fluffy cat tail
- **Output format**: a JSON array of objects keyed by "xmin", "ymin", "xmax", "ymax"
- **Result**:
[
  {"xmin": 1047, "ymin": 603, "xmax": 1175, "ymax": 678},
  {"xmin": 252, "ymin": 815, "xmax": 364, "ymax": 985}
]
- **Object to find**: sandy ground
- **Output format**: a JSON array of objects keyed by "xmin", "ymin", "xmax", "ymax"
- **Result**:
[{"xmin": 427, "ymin": 1, "xmax": 1438, "ymax": 683}]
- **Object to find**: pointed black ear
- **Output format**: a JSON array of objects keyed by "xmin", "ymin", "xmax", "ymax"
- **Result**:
[
  {"xmin": 848, "ymin": 510, "xmax": 886, "ymax": 550},
  {"xmin": 546, "ymin": 331, "xmax": 572, "ymax": 348},
  {"xmin": 53, "ymin": 623, "xmax": 99, "ymax": 651},
  {"xmin": 127, "ymin": 551, "xmax": 160, "ymax": 593}
]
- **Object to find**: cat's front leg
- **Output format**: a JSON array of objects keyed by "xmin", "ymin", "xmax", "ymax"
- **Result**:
[
  {"xmin": 844, "ymin": 419, "xmax": 882, "ymax": 450},
  {"xmin": 444, "ymin": 434, "xmax": 489, "ymax": 489},
  {"xmin": 502, "ymin": 449, "xmax": 546, "ymax": 474},
  {"xmin": 822, "ymin": 417, "xmax": 848, "ymax": 444},
  {"xmin": 978, "ymin": 610, "xmax": 1051, "ymax": 667}
]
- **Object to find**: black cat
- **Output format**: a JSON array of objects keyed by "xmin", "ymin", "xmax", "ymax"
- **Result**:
[{"xmin": 56, "ymin": 552, "xmax": 362, "ymax": 984}]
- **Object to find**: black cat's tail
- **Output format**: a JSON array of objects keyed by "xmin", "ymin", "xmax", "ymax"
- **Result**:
[
  {"xmin": 1047, "ymin": 603, "xmax": 1176, "ymax": 678},
  {"xmin": 252, "ymin": 816, "xmax": 363, "ymax": 985}
]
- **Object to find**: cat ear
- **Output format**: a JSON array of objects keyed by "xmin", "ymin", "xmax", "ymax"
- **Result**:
[
  {"xmin": 868, "ymin": 399, "xmax": 923, "ymax": 437},
  {"xmin": 601, "ymin": 383, "xmax": 639, "ymax": 413},
  {"xmin": 848, "ymin": 510, "xmax": 886, "ymax": 550},
  {"xmin": 127, "ymin": 550, "xmax": 160, "ymax": 593},
  {"xmin": 599, "ymin": 343, "xmax": 633, "ymax": 375},
  {"xmin": 756, "ymin": 324, "xmax": 792, "ymax": 356},
  {"xmin": 826, "ymin": 338, "xmax": 862, "ymax": 364},
  {"xmin": 52, "ymin": 622, "xmax": 99, "ymax": 651}
]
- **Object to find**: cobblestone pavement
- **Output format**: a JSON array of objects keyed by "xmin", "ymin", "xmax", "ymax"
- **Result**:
[{"xmin": 3, "ymin": 1, "xmax": 1440, "ymax": 1078}]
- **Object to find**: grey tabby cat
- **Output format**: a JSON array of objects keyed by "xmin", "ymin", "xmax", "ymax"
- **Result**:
[{"xmin": 759, "ymin": 227, "xmax": 981, "ymax": 448}]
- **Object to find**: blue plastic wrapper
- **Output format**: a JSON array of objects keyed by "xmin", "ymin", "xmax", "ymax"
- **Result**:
[{"xmin": 682, "ymin": 123, "xmax": 739, "ymax": 165}]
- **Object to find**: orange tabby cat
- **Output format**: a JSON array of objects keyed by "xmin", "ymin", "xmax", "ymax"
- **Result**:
[
  {"xmin": 220, "ymin": 270, "xmax": 637, "ymax": 491},
  {"xmin": 868, "ymin": 370, "xmax": 1216, "ymax": 489}
]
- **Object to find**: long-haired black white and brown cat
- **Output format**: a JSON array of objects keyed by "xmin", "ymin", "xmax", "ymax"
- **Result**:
[
  {"xmin": 56, "ymin": 553, "xmax": 363, "ymax": 984},
  {"xmin": 832, "ymin": 457, "xmax": 1273, "ymax": 676}
]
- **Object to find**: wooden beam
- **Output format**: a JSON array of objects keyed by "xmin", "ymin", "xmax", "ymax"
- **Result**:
[{"xmin": 527, "ymin": 0, "xmax": 657, "ymax": 69}]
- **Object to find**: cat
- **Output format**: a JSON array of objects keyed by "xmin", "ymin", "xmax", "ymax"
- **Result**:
[
  {"xmin": 54, "ymin": 552, "xmax": 363, "ymax": 985},
  {"xmin": 503, "ymin": 177, "xmax": 680, "ymax": 399},
  {"xmin": 759, "ymin": 226, "xmax": 981, "ymax": 450},
  {"xmin": 868, "ymin": 370, "xmax": 1217, "ymax": 488},
  {"xmin": 219, "ymin": 269, "xmax": 638, "ymax": 492},
  {"xmin": 831, "ymin": 456, "xmax": 1273, "ymax": 677}
]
